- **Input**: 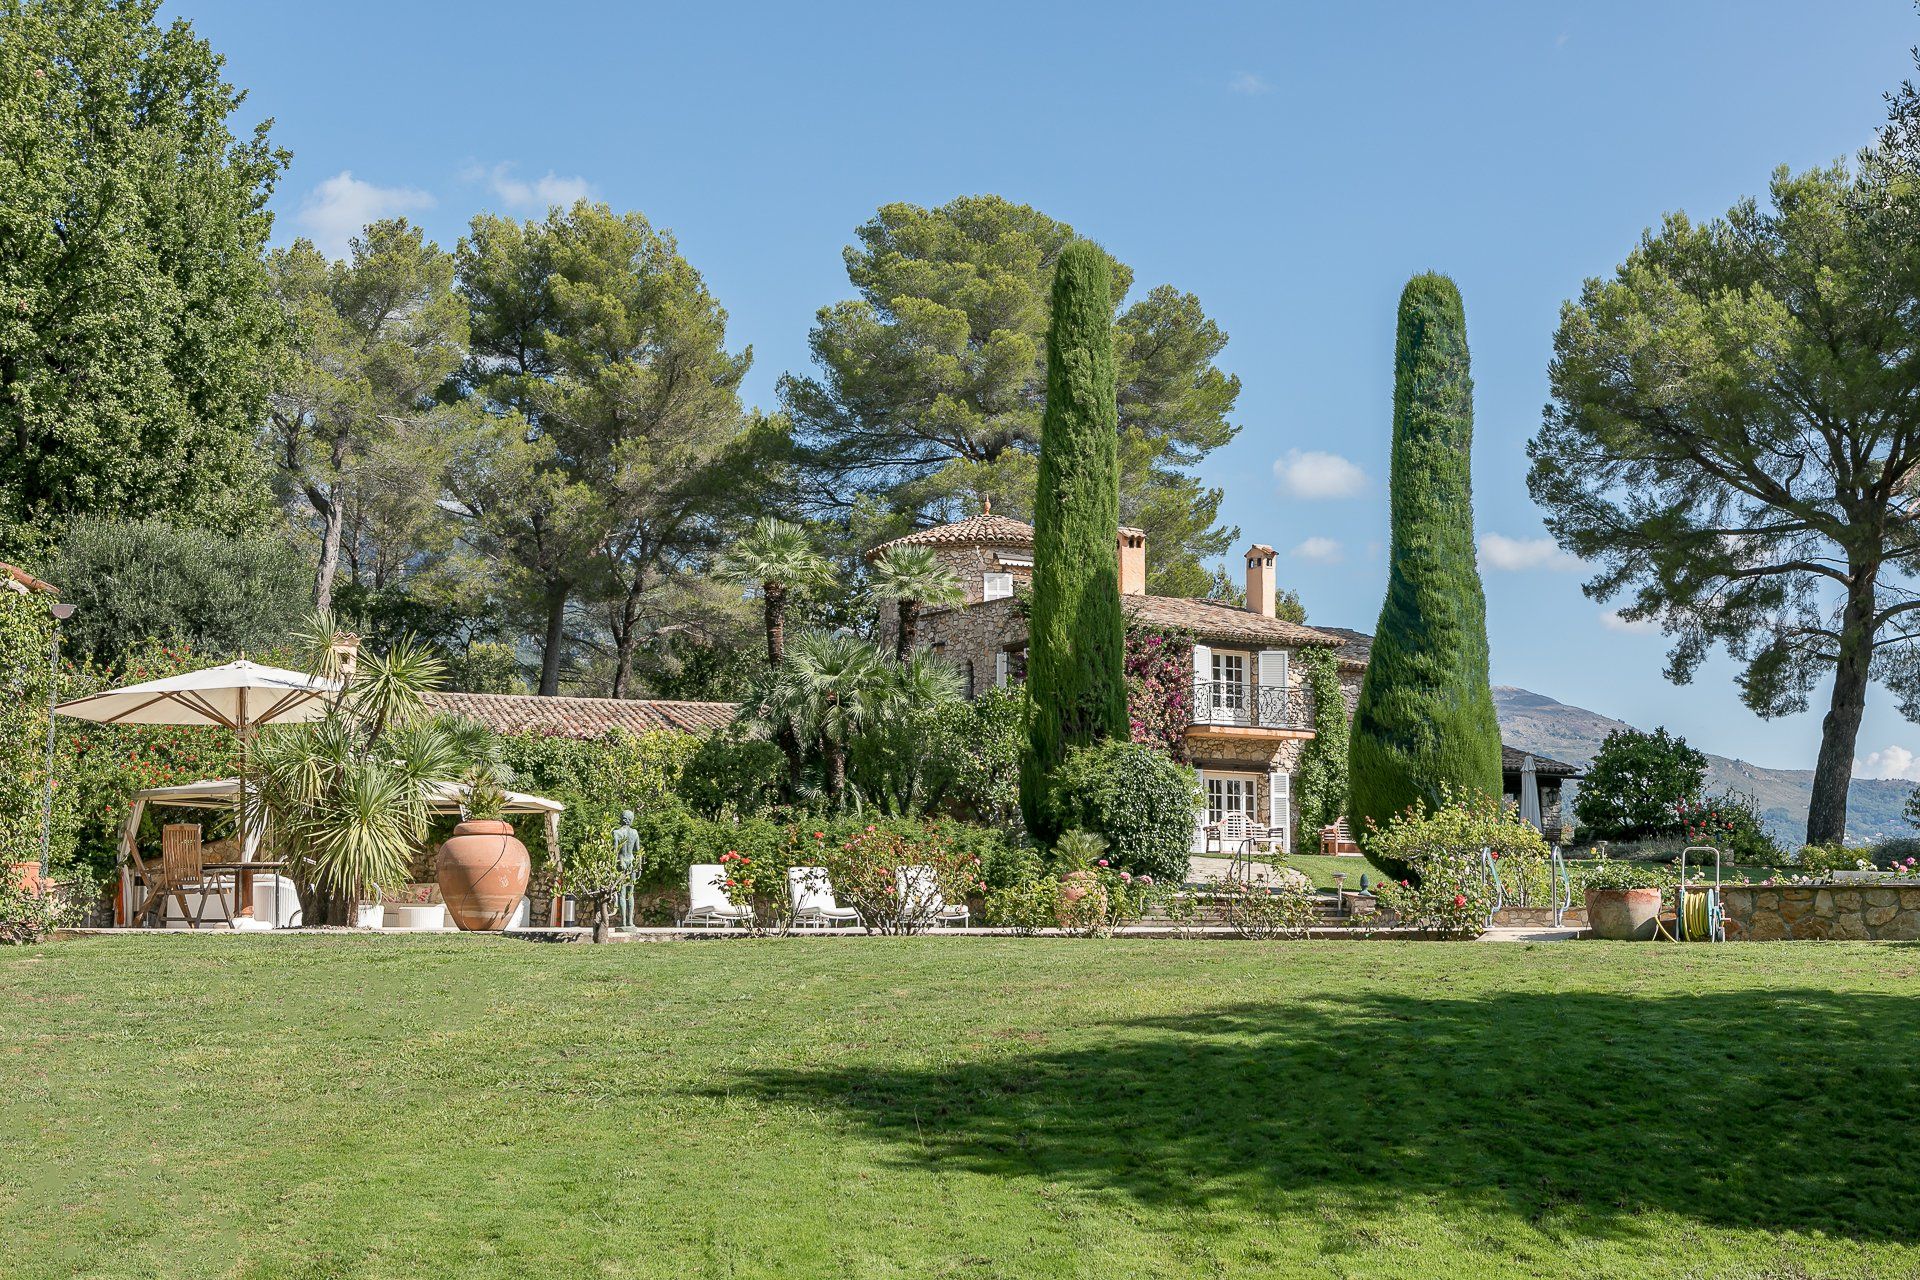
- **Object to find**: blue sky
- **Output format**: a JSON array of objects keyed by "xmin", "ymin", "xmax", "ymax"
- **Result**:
[{"xmin": 181, "ymin": 0, "xmax": 1919, "ymax": 776}]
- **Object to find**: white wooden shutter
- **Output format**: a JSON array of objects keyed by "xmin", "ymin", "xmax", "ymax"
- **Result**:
[
  {"xmin": 1191, "ymin": 643, "xmax": 1212, "ymax": 725},
  {"xmin": 1269, "ymin": 769, "xmax": 1291, "ymax": 854},
  {"xmin": 994, "ymin": 650, "xmax": 1010, "ymax": 688},
  {"xmin": 1257, "ymin": 649, "xmax": 1287, "ymax": 727},
  {"xmin": 983, "ymin": 571, "xmax": 1014, "ymax": 601}
]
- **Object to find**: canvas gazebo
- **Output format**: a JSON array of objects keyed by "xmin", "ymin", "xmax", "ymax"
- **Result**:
[{"xmin": 111, "ymin": 778, "xmax": 564, "ymax": 928}]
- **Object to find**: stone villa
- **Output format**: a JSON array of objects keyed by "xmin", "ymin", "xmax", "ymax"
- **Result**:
[
  {"xmin": 870, "ymin": 511, "xmax": 1370, "ymax": 853},
  {"xmin": 869, "ymin": 510, "xmax": 1576, "ymax": 852}
]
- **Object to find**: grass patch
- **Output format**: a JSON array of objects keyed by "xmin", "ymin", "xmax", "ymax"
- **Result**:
[{"xmin": 4, "ymin": 935, "xmax": 1919, "ymax": 1277}]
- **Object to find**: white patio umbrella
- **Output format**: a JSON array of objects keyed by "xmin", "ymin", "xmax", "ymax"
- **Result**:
[
  {"xmin": 57, "ymin": 660, "xmax": 340, "ymax": 924},
  {"xmin": 1518, "ymin": 753, "xmax": 1543, "ymax": 831},
  {"xmin": 54, "ymin": 659, "xmax": 337, "ymax": 734}
]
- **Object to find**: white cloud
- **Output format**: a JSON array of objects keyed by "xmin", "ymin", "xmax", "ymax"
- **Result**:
[
  {"xmin": 1599, "ymin": 609, "xmax": 1658, "ymax": 635},
  {"xmin": 468, "ymin": 162, "xmax": 594, "ymax": 210},
  {"xmin": 1291, "ymin": 536, "xmax": 1344, "ymax": 564},
  {"xmin": 1479, "ymin": 533, "xmax": 1582, "ymax": 572},
  {"xmin": 1228, "ymin": 71, "xmax": 1273, "ymax": 95},
  {"xmin": 1273, "ymin": 450, "xmax": 1367, "ymax": 499},
  {"xmin": 296, "ymin": 171, "xmax": 434, "ymax": 260},
  {"xmin": 1856, "ymin": 745, "xmax": 1920, "ymax": 782}
]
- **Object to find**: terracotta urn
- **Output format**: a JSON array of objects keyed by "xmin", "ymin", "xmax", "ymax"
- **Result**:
[
  {"xmin": 1057, "ymin": 869, "xmax": 1108, "ymax": 929},
  {"xmin": 9, "ymin": 861, "xmax": 41, "ymax": 894},
  {"xmin": 1583, "ymin": 887, "xmax": 1662, "ymax": 941},
  {"xmin": 436, "ymin": 820, "xmax": 530, "ymax": 931}
]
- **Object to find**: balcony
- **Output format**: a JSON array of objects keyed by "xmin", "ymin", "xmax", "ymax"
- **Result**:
[{"xmin": 1189, "ymin": 681, "xmax": 1313, "ymax": 733}]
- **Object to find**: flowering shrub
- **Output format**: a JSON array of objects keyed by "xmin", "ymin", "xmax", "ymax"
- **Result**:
[
  {"xmin": 1208, "ymin": 873, "xmax": 1319, "ymax": 939},
  {"xmin": 1124, "ymin": 625, "xmax": 1192, "ymax": 761},
  {"xmin": 1791, "ymin": 843, "xmax": 1862, "ymax": 876},
  {"xmin": 801, "ymin": 823, "xmax": 985, "ymax": 935},
  {"xmin": 1363, "ymin": 787, "xmax": 1548, "ymax": 891},
  {"xmin": 1574, "ymin": 853, "xmax": 1671, "ymax": 892},
  {"xmin": 715, "ymin": 849, "xmax": 761, "ymax": 908},
  {"xmin": 0, "ymin": 878, "xmax": 73, "ymax": 946},
  {"xmin": 1369, "ymin": 864, "xmax": 1491, "ymax": 939},
  {"xmin": 1673, "ymin": 791, "xmax": 1778, "ymax": 862}
]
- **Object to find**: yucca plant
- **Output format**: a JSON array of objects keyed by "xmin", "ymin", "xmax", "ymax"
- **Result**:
[{"xmin": 251, "ymin": 616, "xmax": 477, "ymax": 920}]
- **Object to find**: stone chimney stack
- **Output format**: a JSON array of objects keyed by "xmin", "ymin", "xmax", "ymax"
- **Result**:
[
  {"xmin": 1244, "ymin": 544, "xmax": 1276, "ymax": 617},
  {"xmin": 1117, "ymin": 527, "xmax": 1147, "ymax": 596}
]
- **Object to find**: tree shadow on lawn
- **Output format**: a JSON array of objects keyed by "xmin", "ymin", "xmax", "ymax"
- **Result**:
[{"xmin": 733, "ymin": 987, "xmax": 1920, "ymax": 1245}]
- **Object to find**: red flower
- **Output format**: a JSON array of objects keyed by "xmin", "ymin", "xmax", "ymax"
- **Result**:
[{"xmin": 1453, "ymin": 894, "xmax": 1467, "ymax": 908}]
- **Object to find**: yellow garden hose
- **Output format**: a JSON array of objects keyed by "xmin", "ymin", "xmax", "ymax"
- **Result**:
[
  {"xmin": 1681, "ymin": 885, "xmax": 1710, "ymax": 940},
  {"xmin": 1653, "ymin": 885, "xmax": 1718, "ymax": 942}
]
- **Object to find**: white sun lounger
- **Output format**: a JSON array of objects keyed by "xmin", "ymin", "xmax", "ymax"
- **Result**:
[
  {"xmin": 897, "ymin": 864, "xmax": 969, "ymax": 928},
  {"xmin": 788, "ymin": 866, "xmax": 862, "ymax": 930},
  {"xmin": 681, "ymin": 863, "xmax": 754, "ymax": 929}
]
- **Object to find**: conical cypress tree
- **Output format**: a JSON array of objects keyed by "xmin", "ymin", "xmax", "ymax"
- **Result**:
[
  {"xmin": 1019, "ymin": 241, "xmax": 1128, "ymax": 840},
  {"xmin": 1350, "ymin": 273, "xmax": 1503, "ymax": 881}
]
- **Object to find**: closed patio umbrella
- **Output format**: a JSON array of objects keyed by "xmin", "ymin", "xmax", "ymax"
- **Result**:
[
  {"xmin": 57, "ymin": 661, "xmax": 340, "ymax": 924},
  {"xmin": 1519, "ymin": 753, "xmax": 1543, "ymax": 831}
]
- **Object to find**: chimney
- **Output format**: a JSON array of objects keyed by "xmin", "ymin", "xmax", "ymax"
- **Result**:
[
  {"xmin": 1117, "ymin": 527, "xmax": 1147, "ymax": 596},
  {"xmin": 1244, "ymin": 544, "xmax": 1276, "ymax": 616}
]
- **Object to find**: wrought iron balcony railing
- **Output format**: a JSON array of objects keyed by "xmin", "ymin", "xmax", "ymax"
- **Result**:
[{"xmin": 1189, "ymin": 681, "xmax": 1312, "ymax": 731}]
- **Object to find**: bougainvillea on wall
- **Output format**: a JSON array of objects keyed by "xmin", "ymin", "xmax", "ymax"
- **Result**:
[{"xmin": 1124, "ymin": 624, "xmax": 1192, "ymax": 762}]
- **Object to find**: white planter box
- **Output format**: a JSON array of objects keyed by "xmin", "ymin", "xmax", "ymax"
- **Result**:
[
  {"xmin": 382, "ymin": 903, "xmax": 447, "ymax": 930},
  {"xmin": 353, "ymin": 902, "xmax": 385, "ymax": 929}
]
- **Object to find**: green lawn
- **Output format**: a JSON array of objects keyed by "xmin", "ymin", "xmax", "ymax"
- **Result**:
[{"xmin": 4, "ymin": 936, "xmax": 1919, "ymax": 1278}]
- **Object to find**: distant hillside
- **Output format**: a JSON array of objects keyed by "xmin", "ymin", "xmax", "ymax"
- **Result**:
[{"xmin": 1493, "ymin": 686, "xmax": 1915, "ymax": 845}]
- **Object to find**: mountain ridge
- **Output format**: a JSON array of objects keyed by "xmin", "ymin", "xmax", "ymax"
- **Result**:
[{"xmin": 1493, "ymin": 685, "xmax": 1914, "ymax": 844}]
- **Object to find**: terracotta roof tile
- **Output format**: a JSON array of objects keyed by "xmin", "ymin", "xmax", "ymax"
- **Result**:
[
  {"xmin": 1503, "ymin": 745, "xmax": 1581, "ymax": 777},
  {"xmin": 867, "ymin": 513, "xmax": 1036, "ymax": 559},
  {"xmin": 1310, "ymin": 625, "xmax": 1374, "ymax": 670},
  {"xmin": 1122, "ymin": 595, "xmax": 1345, "ymax": 648},
  {"xmin": 423, "ymin": 692, "xmax": 736, "ymax": 739}
]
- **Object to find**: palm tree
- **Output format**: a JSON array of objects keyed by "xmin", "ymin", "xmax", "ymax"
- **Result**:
[
  {"xmin": 859, "ymin": 651, "xmax": 966, "ymax": 814},
  {"xmin": 768, "ymin": 631, "xmax": 891, "ymax": 809},
  {"xmin": 720, "ymin": 519, "xmax": 833, "ymax": 795},
  {"xmin": 719, "ymin": 519, "xmax": 833, "ymax": 667},
  {"xmin": 869, "ymin": 544, "xmax": 965, "ymax": 660},
  {"xmin": 251, "ymin": 615, "xmax": 473, "ymax": 922}
]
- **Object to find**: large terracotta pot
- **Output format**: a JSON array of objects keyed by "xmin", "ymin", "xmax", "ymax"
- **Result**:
[
  {"xmin": 1583, "ymin": 887, "xmax": 1662, "ymax": 941},
  {"xmin": 1057, "ymin": 870, "xmax": 1108, "ymax": 929},
  {"xmin": 436, "ymin": 820, "xmax": 530, "ymax": 932},
  {"xmin": 9, "ymin": 861, "xmax": 41, "ymax": 894}
]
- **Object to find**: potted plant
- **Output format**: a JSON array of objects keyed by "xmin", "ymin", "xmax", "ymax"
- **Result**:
[
  {"xmin": 436, "ymin": 772, "xmax": 530, "ymax": 932},
  {"xmin": 1579, "ymin": 854, "xmax": 1668, "ymax": 941}
]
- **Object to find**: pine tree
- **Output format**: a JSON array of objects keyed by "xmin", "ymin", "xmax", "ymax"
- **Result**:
[
  {"xmin": 1019, "ymin": 241, "xmax": 1128, "ymax": 839},
  {"xmin": 1350, "ymin": 273, "xmax": 1503, "ymax": 881}
]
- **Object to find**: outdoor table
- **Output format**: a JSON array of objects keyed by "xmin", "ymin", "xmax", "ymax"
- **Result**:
[
  {"xmin": 203, "ymin": 861, "xmax": 290, "ymax": 922},
  {"xmin": 134, "ymin": 860, "xmax": 290, "ymax": 926}
]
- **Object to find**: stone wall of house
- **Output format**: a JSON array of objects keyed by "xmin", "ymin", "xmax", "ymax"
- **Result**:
[
  {"xmin": 1337, "ymin": 671, "xmax": 1362, "ymax": 716},
  {"xmin": 916, "ymin": 597, "xmax": 1027, "ymax": 698},
  {"xmin": 1720, "ymin": 882, "xmax": 1920, "ymax": 940}
]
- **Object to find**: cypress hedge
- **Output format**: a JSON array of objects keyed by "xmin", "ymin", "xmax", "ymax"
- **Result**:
[
  {"xmin": 1350, "ymin": 273, "xmax": 1503, "ymax": 881},
  {"xmin": 1019, "ymin": 241, "xmax": 1128, "ymax": 840}
]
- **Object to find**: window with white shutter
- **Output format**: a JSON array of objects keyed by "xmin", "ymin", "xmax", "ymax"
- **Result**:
[
  {"xmin": 1257, "ymin": 649, "xmax": 1289, "ymax": 727},
  {"xmin": 1191, "ymin": 643, "xmax": 1212, "ymax": 725},
  {"xmin": 1269, "ymin": 769, "xmax": 1292, "ymax": 854},
  {"xmin": 983, "ymin": 572, "xmax": 1014, "ymax": 600},
  {"xmin": 994, "ymin": 650, "xmax": 1010, "ymax": 688}
]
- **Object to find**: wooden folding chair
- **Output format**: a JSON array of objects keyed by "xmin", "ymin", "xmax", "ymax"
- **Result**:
[{"xmin": 141, "ymin": 824, "xmax": 229, "ymax": 928}]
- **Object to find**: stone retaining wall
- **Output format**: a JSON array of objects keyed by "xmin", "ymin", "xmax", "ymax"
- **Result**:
[{"xmin": 1720, "ymin": 883, "xmax": 1920, "ymax": 940}]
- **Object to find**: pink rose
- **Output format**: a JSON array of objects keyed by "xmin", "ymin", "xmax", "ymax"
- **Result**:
[{"xmin": 1097, "ymin": 859, "xmax": 1109, "ymax": 868}]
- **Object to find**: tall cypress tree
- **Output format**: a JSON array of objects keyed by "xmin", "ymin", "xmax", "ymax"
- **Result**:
[
  {"xmin": 1019, "ymin": 241, "xmax": 1128, "ymax": 839},
  {"xmin": 1350, "ymin": 273, "xmax": 1503, "ymax": 881}
]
